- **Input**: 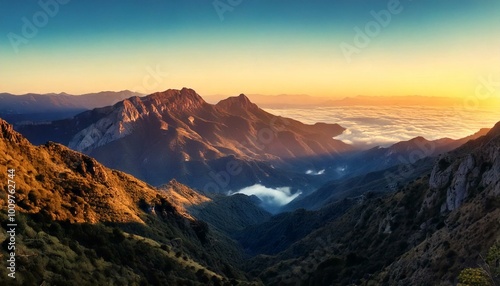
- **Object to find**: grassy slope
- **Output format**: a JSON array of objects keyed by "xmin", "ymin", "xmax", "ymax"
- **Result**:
[{"xmin": 0, "ymin": 118, "xmax": 258, "ymax": 285}]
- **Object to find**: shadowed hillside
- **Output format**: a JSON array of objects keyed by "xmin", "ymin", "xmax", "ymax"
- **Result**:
[
  {"xmin": 0, "ymin": 118, "xmax": 259, "ymax": 285},
  {"xmin": 244, "ymin": 121, "xmax": 500, "ymax": 285}
]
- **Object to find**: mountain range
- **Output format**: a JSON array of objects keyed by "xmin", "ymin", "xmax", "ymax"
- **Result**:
[
  {"xmin": 13, "ymin": 88, "xmax": 492, "ymax": 212},
  {"xmin": 0, "ymin": 90, "xmax": 142, "ymax": 123},
  {"xmin": 242, "ymin": 121, "xmax": 500, "ymax": 285},
  {"xmin": 17, "ymin": 88, "xmax": 351, "ymax": 200},
  {"xmin": 204, "ymin": 94, "xmax": 500, "ymax": 109},
  {"xmin": 2, "ymin": 114, "xmax": 499, "ymax": 285},
  {"xmin": 0, "ymin": 118, "xmax": 255, "ymax": 285},
  {"xmin": 1, "ymin": 87, "xmax": 499, "ymax": 285}
]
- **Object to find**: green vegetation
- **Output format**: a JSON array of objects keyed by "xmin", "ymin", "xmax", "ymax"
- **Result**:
[
  {"xmin": 0, "ymin": 121, "xmax": 258, "ymax": 285},
  {"xmin": 458, "ymin": 268, "xmax": 491, "ymax": 286},
  {"xmin": 457, "ymin": 240, "xmax": 500, "ymax": 286},
  {"xmin": 0, "ymin": 211, "xmax": 258, "ymax": 285}
]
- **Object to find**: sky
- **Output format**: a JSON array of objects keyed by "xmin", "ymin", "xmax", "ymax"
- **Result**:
[{"xmin": 1, "ymin": 0, "xmax": 499, "ymax": 99}]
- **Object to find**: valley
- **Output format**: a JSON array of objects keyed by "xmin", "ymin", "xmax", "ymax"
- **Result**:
[
  {"xmin": 1, "ymin": 89, "xmax": 499, "ymax": 285},
  {"xmin": 2, "ymin": 1, "xmax": 499, "ymax": 284}
]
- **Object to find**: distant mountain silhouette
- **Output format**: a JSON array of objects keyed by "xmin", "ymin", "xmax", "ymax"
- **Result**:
[
  {"xmin": 0, "ymin": 90, "xmax": 142, "ymax": 123},
  {"xmin": 203, "ymin": 94, "xmax": 500, "ymax": 108},
  {"xmin": 205, "ymin": 93, "xmax": 329, "ymax": 108},
  {"xmin": 323, "ymin": 95, "xmax": 465, "ymax": 106}
]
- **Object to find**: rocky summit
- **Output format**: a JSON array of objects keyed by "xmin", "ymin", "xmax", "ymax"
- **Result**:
[{"xmin": 18, "ymin": 88, "xmax": 350, "ymax": 191}]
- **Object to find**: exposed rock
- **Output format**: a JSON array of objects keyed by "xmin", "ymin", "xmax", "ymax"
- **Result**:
[
  {"xmin": 444, "ymin": 154, "xmax": 476, "ymax": 211},
  {"xmin": 0, "ymin": 119, "xmax": 27, "ymax": 143},
  {"xmin": 429, "ymin": 157, "xmax": 453, "ymax": 189}
]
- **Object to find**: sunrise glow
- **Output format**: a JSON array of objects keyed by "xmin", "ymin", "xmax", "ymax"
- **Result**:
[{"xmin": 1, "ymin": 0, "xmax": 499, "ymax": 100}]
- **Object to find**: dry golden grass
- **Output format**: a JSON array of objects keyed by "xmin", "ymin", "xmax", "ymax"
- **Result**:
[{"xmin": 0, "ymin": 118, "xmax": 195, "ymax": 224}]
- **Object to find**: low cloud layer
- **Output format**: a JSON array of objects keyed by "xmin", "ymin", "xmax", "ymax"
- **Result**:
[
  {"xmin": 266, "ymin": 106, "xmax": 500, "ymax": 148},
  {"xmin": 232, "ymin": 184, "xmax": 301, "ymax": 207},
  {"xmin": 306, "ymin": 169, "xmax": 325, "ymax": 175}
]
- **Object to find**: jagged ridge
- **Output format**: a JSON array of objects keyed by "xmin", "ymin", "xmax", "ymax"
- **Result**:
[{"xmin": 18, "ymin": 88, "xmax": 351, "ymax": 190}]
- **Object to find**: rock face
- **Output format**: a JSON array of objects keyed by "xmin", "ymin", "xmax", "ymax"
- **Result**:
[
  {"xmin": 1, "ymin": 118, "xmax": 27, "ymax": 143},
  {"xmin": 334, "ymin": 129, "xmax": 490, "ymax": 182},
  {"xmin": 68, "ymin": 98, "xmax": 145, "ymax": 151},
  {"xmin": 285, "ymin": 128, "xmax": 489, "ymax": 212},
  {"xmin": 377, "ymin": 125, "xmax": 500, "ymax": 284},
  {"xmin": 429, "ymin": 159, "xmax": 453, "ymax": 189},
  {"xmin": 444, "ymin": 154, "xmax": 476, "ymax": 211},
  {"xmin": 427, "ymin": 124, "xmax": 500, "ymax": 212}
]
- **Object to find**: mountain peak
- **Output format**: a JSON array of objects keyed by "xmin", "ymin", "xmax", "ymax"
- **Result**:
[
  {"xmin": 143, "ymin": 88, "xmax": 206, "ymax": 110},
  {"xmin": 215, "ymin": 93, "xmax": 258, "ymax": 112},
  {"xmin": 409, "ymin": 136, "xmax": 428, "ymax": 142},
  {"xmin": 237, "ymin": 93, "xmax": 251, "ymax": 102},
  {"xmin": 158, "ymin": 180, "xmax": 211, "ymax": 219},
  {"xmin": 0, "ymin": 118, "xmax": 27, "ymax": 144},
  {"xmin": 489, "ymin": 121, "xmax": 500, "ymax": 135}
]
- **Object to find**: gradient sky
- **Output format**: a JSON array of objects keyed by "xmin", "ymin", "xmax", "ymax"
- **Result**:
[{"xmin": 1, "ymin": 0, "xmax": 499, "ymax": 98}]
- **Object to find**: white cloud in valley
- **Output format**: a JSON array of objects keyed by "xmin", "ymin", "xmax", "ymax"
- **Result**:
[
  {"xmin": 232, "ymin": 184, "xmax": 301, "ymax": 207},
  {"xmin": 306, "ymin": 169, "xmax": 325, "ymax": 175}
]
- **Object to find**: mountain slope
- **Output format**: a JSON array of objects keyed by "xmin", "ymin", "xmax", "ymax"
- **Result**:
[
  {"xmin": 330, "ymin": 128, "xmax": 490, "ymax": 179},
  {"xmin": 247, "ymin": 121, "xmax": 500, "ymax": 285},
  {"xmin": 284, "ymin": 157, "xmax": 435, "ymax": 211},
  {"xmin": 285, "ymin": 129, "xmax": 489, "ymax": 211},
  {"xmin": 0, "ymin": 118, "xmax": 254, "ymax": 285},
  {"xmin": 189, "ymin": 194, "xmax": 272, "ymax": 235},
  {"xmin": 157, "ymin": 180, "xmax": 212, "ymax": 219},
  {"xmin": 17, "ymin": 88, "xmax": 351, "ymax": 192}
]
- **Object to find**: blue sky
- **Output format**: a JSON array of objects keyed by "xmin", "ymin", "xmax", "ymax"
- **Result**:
[{"xmin": 1, "ymin": 0, "xmax": 499, "ymax": 97}]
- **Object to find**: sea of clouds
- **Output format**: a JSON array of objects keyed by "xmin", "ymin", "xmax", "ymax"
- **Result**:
[
  {"xmin": 230, "ymin": 106, "xmax": 499, "ymax": 207},
  {"xmin": 265, "ymin": 106, "xmax": 500, "ymax": 148}
]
